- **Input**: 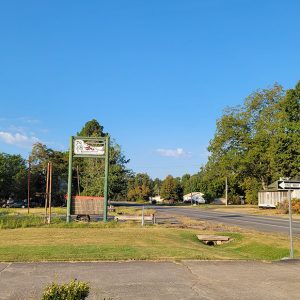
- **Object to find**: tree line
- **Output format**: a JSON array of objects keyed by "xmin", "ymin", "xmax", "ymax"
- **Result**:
[
  {"xmin": 0, "ymin": 81, "xmax": 299, "ymax": 204},
  {"xmin": 197, "ymin": 81, "xmax": 300, "ymax": 203},
  {"xmin": 0, "ymin": 120, "xmax": 131, "ymax": 204},
  {"xmin": 0, "ymin": 119, "xmax": 203, "ymax": 203},
  {"xmin": 126, "ymin": 81, "xmax": 300, "ymax": 204}
]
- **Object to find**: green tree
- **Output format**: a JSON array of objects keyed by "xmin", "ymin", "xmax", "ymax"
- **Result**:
[
  {"xmin": 127, "ymin": 173, "xmax": 153, "ymax": 201},
  {"xmin": 29, "ymin": 143, "xmax": 68, "ymax": 204},
  {"xmin": 203, "ymin": 83, "xmax": 287, "ymax": 204},
  {"xmin": 181, "ymin": 173, "xmax": 204, "ymax": 195},
  {"xmin": 0, "ymin": 153, "xmax": 27, "ymax": 199},
  {"xmin": 181, "ymin": 174, "xmax": 191, "ymax": 195},
  {"xmin": 153, "ymin": 178, "xmax": 162, "ymax": 196},
  {"xmin": 78, "ymin": 119, "xmax": 106, "ymax": 137},
  {"xmin": 76, "ymin": 119, "xmax": 131, "ymax": 200},
  {"xmin": 270, "ymin": 81, "xmax": 300, "ymax": 179},
  {"xmin": 160, "ymin": 175, "xmax": 182, "ymax": 201}
]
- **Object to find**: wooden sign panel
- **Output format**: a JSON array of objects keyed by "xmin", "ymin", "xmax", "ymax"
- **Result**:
[{"xmin": 70, "ymin": 196, "xmax": 104, "ymax": 215}]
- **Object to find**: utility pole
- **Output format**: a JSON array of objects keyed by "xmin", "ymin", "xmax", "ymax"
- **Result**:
[
  {"xmin": 190, "ymin": 179, "xmax": 193, "ymax": 206},
  {"xmin": 225, "ymin": 177, "xmax": 228, "ymax": 206},
  {"xmin": 27, "ymin": 156, "xmax": 31, "ymax": 214}
]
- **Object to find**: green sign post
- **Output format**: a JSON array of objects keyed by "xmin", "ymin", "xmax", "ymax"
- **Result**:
[{"xmin": 66, "ymin": 135, "xmax": 110, "ymax": 223}]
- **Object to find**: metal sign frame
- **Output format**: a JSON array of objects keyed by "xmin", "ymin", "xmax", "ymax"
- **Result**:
[
  {"xmin": 66, "ymin": 135, "xmax": 110, "ymax": 222},
  {"xmin": 277, "ymin": 180, "xmax": 300, "ymax": 190}
]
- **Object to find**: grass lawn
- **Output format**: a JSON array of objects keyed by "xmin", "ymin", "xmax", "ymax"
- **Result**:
[
  {"xmin": 0, "ymin": 207, "xmax": 299, "ymax": 262},
  {"xmin": 0, "ymin": 207, "xmax": 154, "ymax": 229},
  {"xmin": 1, "ymin": 207, "xmax": 67, "ymax": 215},
  {"xmin": 1, "ymin": 206, "xmax": 155, "ymax": 217},
  {"xmin": 0, "ymin": 225, "xmax": 298, "ymax": 262}
]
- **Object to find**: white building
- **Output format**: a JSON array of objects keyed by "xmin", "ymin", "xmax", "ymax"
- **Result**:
[
  {"xmin": 183, "ymin": 192, "xmax": 206, "ymax": 204},
  {"xmin": 149, "ymin": 195, "xmax": 164, "ymax": 203}
]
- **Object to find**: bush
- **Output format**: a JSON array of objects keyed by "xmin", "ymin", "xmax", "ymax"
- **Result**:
[
  {"xmin": 228, "ymin": 193, "xmax": 241, "ymax": 205},
  {"xmin": 276, "ymin": 199, "xmax": 300, "ymax": 214},
  {"xmin": 42, "ymin": 279, "xmax": 90, "ymax": 300}
]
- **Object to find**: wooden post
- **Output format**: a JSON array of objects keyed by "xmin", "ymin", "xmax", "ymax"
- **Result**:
[
  {"xmin": 142, "ymin": 206, "xmax": 145, "ymax": 226},
  {"xmin": 152, "ymin": 214, "xmax": 156, "ymax": 225}
]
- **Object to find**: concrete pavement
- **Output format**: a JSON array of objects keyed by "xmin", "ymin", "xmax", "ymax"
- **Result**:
[{"xmin": 0, "ymin": 260, "xmax": 300, "ymax": 299}]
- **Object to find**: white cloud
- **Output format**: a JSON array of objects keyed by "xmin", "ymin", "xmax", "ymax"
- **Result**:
[
  {"xmin": 18, "ymin": 117, "xmax": 39, "ymax": 124},
  {"xmin": 0, "ymin": 131, "xmax": 39, "ymax": 149},
  {"xmin": 156, "ymin": 148, "xmax": 188, "ymax": 158}
]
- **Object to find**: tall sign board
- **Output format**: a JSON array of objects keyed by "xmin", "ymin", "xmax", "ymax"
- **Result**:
[{"xmin": 67, "ymin": 136, "xmax": 110, "ymax": 222}]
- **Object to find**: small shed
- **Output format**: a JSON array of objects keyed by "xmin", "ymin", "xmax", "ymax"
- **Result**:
[
  {"xmin": 258, "ymin": 179, "xmax": 300, "ymax": 208},
  {"xmin": 258, "ymin": 190, "xmax": 288, "ymax": 208}
]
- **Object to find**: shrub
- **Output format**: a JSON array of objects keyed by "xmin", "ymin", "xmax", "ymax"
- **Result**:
[
  {"xmin": 276, "ymin": 199, "xmax": 300, "ymax": 214},
  {"xmin": 228, "ymin": 193, "xmax": 241, "ymax": 205},
  {"xmin": 42, "ymin": 279, "xmax": 90, "ymax": 300}
]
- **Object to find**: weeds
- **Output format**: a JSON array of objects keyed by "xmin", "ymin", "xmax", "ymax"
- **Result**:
[{"xmin": 42, "ymin": 279, "xmax": 89, "ymax": 300}]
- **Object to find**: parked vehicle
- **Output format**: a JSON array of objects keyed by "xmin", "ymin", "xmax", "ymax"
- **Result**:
[
  {"xmin": 2, "ymin": 199, "xmax": 27, "ymax": 208},
  {"xmin": 10, "ymin": 202, "xmax": 24, "ymax": 208},
  {"xmin": 0, "ymin": 199, "xmax": 7, "ymax": 207},
  {"xmin": 2, "ymin": 199, "xmax": 14, "ymax": 208}
]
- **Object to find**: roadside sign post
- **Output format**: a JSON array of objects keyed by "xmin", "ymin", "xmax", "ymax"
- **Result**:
[
  {"xmin": 288, "ymin": 189, "xmax": 294, "ymax": 259},
  {"xmin": 277, "ymin": 180, "xmax": 300, "ymax": 259},
  {"xmin": 67, "ymin": 135, "xmax": 110, "ymax": 223}
]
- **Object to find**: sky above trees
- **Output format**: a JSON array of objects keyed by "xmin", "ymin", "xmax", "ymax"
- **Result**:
[{"xmin": 0, "ymin": 1, "xmax": 300, "ymax": 178}]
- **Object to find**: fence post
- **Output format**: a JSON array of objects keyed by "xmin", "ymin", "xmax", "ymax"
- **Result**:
[{"xmin": 142, "ymin": 206, "xmax": 145, "ymax": 226}]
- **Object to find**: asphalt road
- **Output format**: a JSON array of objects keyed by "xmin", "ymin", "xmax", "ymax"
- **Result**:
[
  {"xmin": 154, "ymin": 206, "xmax": 300, "ymax": 236},
  {"xmin": 1, "ymin": 261, "xmax": 299, "ymax": 299}
]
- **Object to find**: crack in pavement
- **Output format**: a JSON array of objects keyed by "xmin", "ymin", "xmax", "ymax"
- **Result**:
[
  {"xmin": 180, "ymin": 261, "xmax": 213, "ymax": 300},
  {"xmin": 0, "ymin": 264, "xmax": 11, "ymax": 274}
]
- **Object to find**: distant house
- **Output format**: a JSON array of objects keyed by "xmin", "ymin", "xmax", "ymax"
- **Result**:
[
  {"xmin": 258, "ymin": 179, "xmax": 300, "ymax": 208},
  {"xmin": 183, "ymin": 192, "xmax": 206, "ymax": 204},
  {"xmin": 149, "ymin": 195, "xmax": 164, "ymax": 203}
]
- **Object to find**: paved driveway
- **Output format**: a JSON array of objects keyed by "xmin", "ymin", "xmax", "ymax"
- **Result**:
[{"xmin": 0, "ymin": 260, "xmax": 299, "ymax": 299}]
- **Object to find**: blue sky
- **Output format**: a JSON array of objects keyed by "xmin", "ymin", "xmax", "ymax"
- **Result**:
[{"xmin": 0, "ymin": 0, "xmax": 299, "ymax": 179}]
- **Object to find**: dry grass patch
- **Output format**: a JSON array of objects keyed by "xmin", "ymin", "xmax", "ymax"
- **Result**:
[
  {"xmin": 193, "ymin": 205, "xmax": 300, "ymax": 219},
  {"xmin": 1, "ymin": 207, "xmax": 66, "ymax": 215},
  {"xmin": 111, "ymin": 207, "xmax": 155, "ymax": 216}
]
